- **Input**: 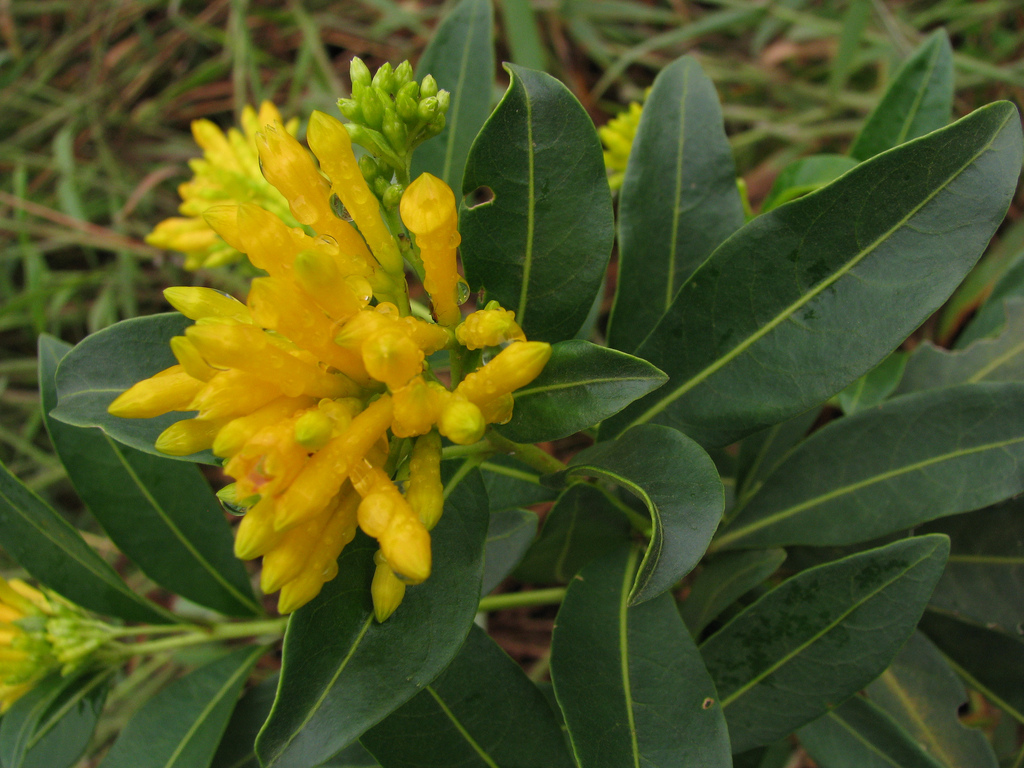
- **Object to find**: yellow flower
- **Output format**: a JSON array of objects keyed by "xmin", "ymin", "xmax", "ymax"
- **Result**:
[
  {"xmin": 112, "ymin": 114, "xmax": 552, "ymax": 617},
  {"xmin": 146, "ymin": 102, "xmax": 300, "ymax": 270},
  {"xmin": 598, "ymin": 100, "xmax": 643, "ymax": 191}
]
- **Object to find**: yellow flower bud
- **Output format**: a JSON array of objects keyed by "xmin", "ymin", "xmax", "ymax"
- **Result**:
[
  {"xmin": 358, "ymin": 491, "xmax": 395, "ymax": 538},
  {"xmin": 202, "ymin": 205, "xmax": 245, "ymax": 252},
  {"xmin": 261, "ymin": 512, "xmax": 332, "ymax": 593},
  {"xmin": 401, "ymin": 173, "xmax": 461, "ymax": 326},
  {"xmin": 456, "ymin": 341, "xmax": 552, "ymax": 406},
  {"xmin": 146, "ymin": 217, "xmax": 220, "ymax": 252},
  {"xmin": 226, "ymin": 415, "xmax": 310, "ymax": 501},
  {"xmin": 306, "ymin": 110, "xmax": 404, "ymax": 276},
  {"xmin": 401, "ymin": 316, "xmax": 451, "ymax": 355},
  {"xmin": 234, "ymin": 496, "xmax": 283, "ymax": 559},
  {"xmin": 378, "ymin": 514, "xmax": 431, "ymax": 584},
  {"xmin": 479, "ymin": 392, "xmax": 514, "ymax": 425},
  {"xmin": 362, "ymin": 328, "xmax": 424, "ymax": 390},
  {"xmin": 170, "ymin": 336, "xmax": 218, "ymax": 382},
  {"xmin": 294, "ymin": 409, "xmax": 335, "ymax": 450},
  {"xmin": 391, "ymin": 377, "xmax": 446, "ymax": 438},
  {"xmin": 406, "ymin": 431, "xmax": 443, "ymax": 529},
  {"xmin": 108, "ymin": 365, "xmax": 205, "ymax": 419},
  {"xmin": 293, "ymin": 249, "xmax": 371, "ymax": 322},
  {"xmin": 189, "ymin": 369, "xmax": 284, "ymax": 421},
  {"xmin": 163, "ymin": 287, "xmax": 251, "ymax": 324},
  {"xmin": 371, "ymin": 552, "xmax": 406, "ymax": 622},
  {"xmin": 456, "ymin": 307, "xmax": 526, "ymax": 350},
  {"xmin": 155, "ymin": 418, "xmax": 220, "ymax": 455},
  {"xmin": 213, "ymin": 396, "xmax": 314, "ymax": 458},
  {"xmin": 255, "ymin": 123, "xmax": 333, "ymax": 229},
  {"xmin": 438, "ymin": 398, "xmax": 485, "ymax": 445}
]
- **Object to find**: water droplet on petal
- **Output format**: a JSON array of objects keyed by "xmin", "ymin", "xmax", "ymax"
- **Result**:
[
  {"xmin": 345, "ymin": 275, "xmax": 373, "ymax": 303},
  {"xmin": 455, "ymin": 278, "xmax": 470, "ymax": 305},
  {"xmin": 329, "ymin": 193, "xmax": 352, "ymax": 221}
]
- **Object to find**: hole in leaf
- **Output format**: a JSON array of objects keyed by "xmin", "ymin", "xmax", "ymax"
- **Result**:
[
  {"xmin": 702, "ymin": 697, "xmax": 715, "ymax": 710},
  {"xmin": 464, "ymin": 186, "xmax": 494, "ymax": 209}
]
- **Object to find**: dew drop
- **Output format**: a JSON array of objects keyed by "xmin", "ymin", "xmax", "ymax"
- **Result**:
[
  {"xmin": 345, "ymin": 275, "xmax": 373, "ymax": 303},
  {"xmin": 329, "ymin": 193, "xmax": 352, "ymax": 221},
  {"xmin": 314, "ymin": 234, "xmax": 339, "ymax": 254},
  {"xmin": 350, "ymin": 187, "xmax": 370, "ymax": 205},
  {"xmin": 455, "ymin": 278, "xmax": 470, "ymax": 305}
]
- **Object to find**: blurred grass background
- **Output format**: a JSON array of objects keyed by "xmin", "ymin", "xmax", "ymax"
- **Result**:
[{"xmin": 1, "ymin": 0, "xmax": 1022, "ymax": 495}]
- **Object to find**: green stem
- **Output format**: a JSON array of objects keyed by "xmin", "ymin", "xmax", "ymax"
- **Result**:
[
  {"xmin": 478, "ymin": 588, "xmax": 567, "ymax": 613},
  {"xmin": 108, "ymin": 618, "xmax": 287, "ymax": 659},
  {"xmin": 485, "ymin": 431, "xmax": 566, "ymax": 476}
]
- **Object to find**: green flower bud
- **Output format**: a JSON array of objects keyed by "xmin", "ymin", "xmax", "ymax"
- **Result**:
[
  {"xmin": 382, "ymin": 183, "xmax": 404, "ymax": 210},
  {"xmin": 417, "ymin": 97, "xmax": 439, "ymax": 122},
  {"xmin": 394, "ymin": 60, "xmax": 413, "ymax": 89},
  {"xmin": 350, "ymin": 57, "xmax": 372, "ymax": 88},
  {"xmin": 426, "ymin": 114, "xmax": 446, "ymax": 138},
  {"xmin": 374, "ymin": 176, "xmax": 391, "ymax": 198},
  {"xmin": 383, "ymin": 111, "xmax": 408, "ymax": 149},
  {"xmin": 337, "ymin": 98, "xmax": 361, "ymax": 122},
  {"xmin": 436, "ymin": 89, "xmax": 451, "ymax": 114},
  {"xmin": 360, "ymin": 88, "xmax": 384, "ymax": 129},
  {"xmin": 420, "ymin": 74, "xmax": 438, "ymax": 99},
  {"xmin": 359, "ymin": 155, "xmax": 381, "ymax": 184},
  {"xmin": 397, "ymin": 93, "xmax": 419, "ymax": 123},
  {"xmin": 372, "ymin": 62, "xmax": 395, "ymax": 93}
]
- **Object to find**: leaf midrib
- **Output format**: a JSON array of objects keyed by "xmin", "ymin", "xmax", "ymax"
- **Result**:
[
  {"xmin": 440, "ymin": 1, "xmax": 480, "ymax": 183},
  {"xmin": 515, "ymin": 374, "xmax": 662, "ymax": 397},
  {"xmin": 717, "ymin": 432, "xmax": 1024, "ymax": 547},
  {"xmin": 874, "ymin": 669, "xmax": 958, "ymax": 767},
  {"xmin": 895, "ymin": 40, "xmax": 943, "ymax": 147},
  {"xmin": 664, "ymin": 63, "xmax": 691, "ymax": 311},
  {"xmin": 516, "ymin": 74, "xmax": 536, "ymax": 322},
  {"xmin": 628, "ymin": 108, "xmax": 1013, "ymax": 430},
  {"xmin": 716, "ymin": 543, "xmax": 936, "ymax": 707},
  {"xmin": 619, "ymin": 546, "xmax": 641, "ymax": 768},
  {"xmin": 425, "ymin": 685, "xmax": 501, "ymax": 768}
]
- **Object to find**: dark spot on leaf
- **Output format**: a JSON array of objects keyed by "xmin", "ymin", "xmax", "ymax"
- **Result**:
[
  {"xmin": 464, "ymin": 186, "xmax": 494, "ymax": 209},
  {"xmin": 702, "ymin": 697, "xmax": 714, "ymax": 709}
]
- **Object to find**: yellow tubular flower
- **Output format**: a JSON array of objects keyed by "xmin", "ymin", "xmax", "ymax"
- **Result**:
[
  {"xmin": 147, "ymin": 101, "xmax": 298, "ymax": 270},
  {"xmin": 155, "ymin": 418, "xmax": 222, "ymax": 455},
  {"xmin": 400, "ymin": 173, "xmax": 462, "ymax": 326},
  {"xmin": 371, "ymin": 552, "xmax": 406, "ymax": 622},
  {"xmin": 306, "ymin": 111, "xmax": 404, "ymax": 276},
  {"xmin": 213, "ymin": 396, "xmax": 314, "ymax": 458},
  {"xmin": 405, "ymin": 431, "xmax": 443, "ymax": 529},
  {"xmin": 599, "ymin": 100, "xmax": 643, "ymax": 191},
  {"xmin": 456, "ymin": 306, "xmax": 526, "ymax": 349},
  {"xmin": 391, "ymin": 377, "xmax": 447, "ymax": 438},
  {"xmin": 108, "ymin": 366, "xmax": 205, "ymax": 418},
  {"xmin": 439, "ymin": 398, "xmax": 486, "ymax": 445},
  {"xmin": 163, "ymin": 287, "xmax": 252, "ymax": 323},
  {"xmin": 456, "ymin": 341, "xmax": 552, "ymax": 409},
  {"xmin": 234, "ymin": 496, "xmax": 283, "ymax": 559}
]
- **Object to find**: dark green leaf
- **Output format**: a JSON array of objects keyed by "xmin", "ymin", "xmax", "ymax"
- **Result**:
[
  {"xmin": 718, "ymin": 383, "xmax": 1024, "ymax": 549},
  {"xmin": 39, "ymin": 336, "xmax": 258, "ymax": 617},
  {"xmin": 513, "ymin": 482, "xmax": 631, "ymax": 584},
  {"xmin": 0, "ymin": 459, "xmax": 173, "ymax": 624},
  {"xmin": 899, "ymin": 299, "xmax": 1024, "ymax": 393},
  {"xmin": 701, "ymin": 535, "xmax": 949, "ymax": 752},
  {"xmin": 850, "ymin": 30, "xmax": 954, "ymax": 160},
  {"xmin": 920, "ymin": 502, "xmax": 1024, "ymax": 636},
  {"xmin": 603, "ymin": 102, "xmax": 1023, "ymax": 447},
  {"xmin": 608, "ymin": 55, "xmax": 744, "ymax": 353},
  {"xmin": 866, "ymin": 632, "xmax": 998, "ymax": 768},
  {"xmin": 0, "ymin": 670, "xmax": 109, "ymax": 768},
  {"xmin": 679, "ymin": 548, "xmax": 786, "ymax": 635},
  {"xmin": 49, "ymin": 313, "xmax": 216, "ymax": 464},
  {"xmin": 478, "ymin": 454, "xmax": 556, "ymax": 512},
  {"xmin": 497, "ymin": 340, "xmax": 667, "ymax": 443},
  {"xmin": 255, "ymin": 470, "xmax": 489, "ymax": 768},
  {"xmin": 101, "ymin": 645, "xmax": 263, "ymax": 768},
  {"xmin": 828, "ymin": 0, "xmax": 871, "ymax": 97},
  {"xmin": 760, "ymin": 154, "xmax": 859, "ymax": 213},
  {"xmin": 362, "ymin": 625, "xmax": 574, "ymax": 767},
  {"xmin": 733, "ymin": 741, "xmax": 796, "ymax": 768},
  {"xmin": 549, "ymin": 546, "xmax": 732, "ymax": 768},
  {"xmin": 920, "ymin": 611, "xmax": 1024, "ymax": 724},
  {"xmin": 411, "ymin": 0, "xmax": 494, "ymax": 192},
  {"xmin": 733, "ymin": 410, "xmax": 818, "ymax": 508},
  {"xmin": 797, "ymin": 695, "xmax": 944, "ymax": 768},
  {"xmin": 836, "ymin": 351, "xmax": 907, "ymax": 414},
  {"xmin": 560, "ymin": 424, "xmax": 723, "ymax": 604},
  {"xmin": 478, "ymin": 458, "xmax": 551, "ymax": 508},
  {"xmin": 500, "ymin": 0, "xmax": 547, "ymax": 71},
  {"xmin": 460, "ymin": 65, "xmax": 614, "ymax": 342},
  {"xmin": 481, "ymin": 508, "xmax": 537, "ymax": 594}
]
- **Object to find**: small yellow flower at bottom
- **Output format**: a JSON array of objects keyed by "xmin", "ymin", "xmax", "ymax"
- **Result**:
[{"xmin": 371, "ymin": 552, "xmax": 406, "ymax": 622}]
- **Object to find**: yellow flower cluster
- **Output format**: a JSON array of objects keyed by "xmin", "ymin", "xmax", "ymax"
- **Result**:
[
  {"xmin": 0, "ymin": 578, "xmax": 72, "ymax": 711},
  {"xmin": 146, "ymin": 102, "xmax": 300, "ymax": 270},
  {"xmin": 598, "ymin": 100, "xmax": 643, "ymax": 191},
  {"xmin": 111, "ymin": 107, "xmax": 550, "ymax": 618}
]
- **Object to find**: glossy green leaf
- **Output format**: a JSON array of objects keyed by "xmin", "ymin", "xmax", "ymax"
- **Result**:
[
  {"xmin": 39, "ymin": 336, "xmax": 259, "ymax": 617},
  {"xmin": 733, "ymin": 410, "xmax": 818, "ymax": 508},
  {"xmin": 0, "ymin": 670, "xmax": 109, "ymax": 768},
  {"xmin": 679, "ymin": 548, "xmax": 786, "ymax": 635},
  {"xmin": 701, "ymin": 535, "xmax": 949, "ymax": 752},
  {"xmin": 255, "ymin": 470, "xmax": 489, "ymax": 768},
  {"xmin": 0, "ymin": 458, "xmax": 173, "ymax": 624},
  {"xmin": 411, "ymin": 0, "xmax": 493, "ymax": 192},
  {"xmin": 49, "ymin": 313, "xmax": 216, "ymax": 464},
  {"xmin": 362, "ymin": 625, "xmax": 575, "ymax": 767},
  {"xmin": 920, "ymin": 611, "xmax": 1024, "ymax": 724},
  {"xmin": 213, "ymin": 677, "xmax": 380, "ymax": 768},
  {"xmin": 899, "ymin": 299, "xmax": 1024, "ymax": 393},
  {"xmin": 500, "ymin": 0, "xmax": 547, "ymax": 71},
  {"xmin": 607, "ymin": 55, "xmax": 744, "ymax": 353},
  {"xmin": 559, "ymin": 424, "xmax": 723, "ymax": 604},
  {"xmin": 481, "ymin": 507, "xmax": 537, "ymax": 595},
  {"xmin": 920, "ymin": 502, "xmax": 1024, "ymax": 636},
  {"xmin": 866, "ymin": 632, "xmax": 998, "ymax": 768},
  {"xmin": 101, "ymin": 645, "xmax": 263, "ymax": 768},
  {"xmin": 497, "ymin": 340, "xmax": 667, "ymax": 443},
  {"xmin": 836, "ymin": 351, "xmax": 907, "ymax": 414},
  {"xmin": 460, "ymin": 64, "xmax": 614, "ymax": 342},
  {"xmin": 718, "ymin": 383, "xmax": 1024, "ymax": 549},
  {"xmin": 478, "ymin": 454, "xmax": 556, "ymax": 512},
  {"xmin": 513, "ymin": 482, "xmax": 631, "ymax": 584},
  {"xmin": 603, "ymin": 102, "xmax": 1023, "ymax": 447},
  {"xmin": 550, "ymin": 546, "xmax": 731, "ymax": 768},
  {"xmin": 797, "ymin": 695, "xmax": 944, "ymax": 768},
  {"xmin": 851, "ymin": 30, "xmax": 954, "ymax": 161},
  {"xmin": 760, "ymin": 154, "xmax": 859, "ymax": 213}
]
